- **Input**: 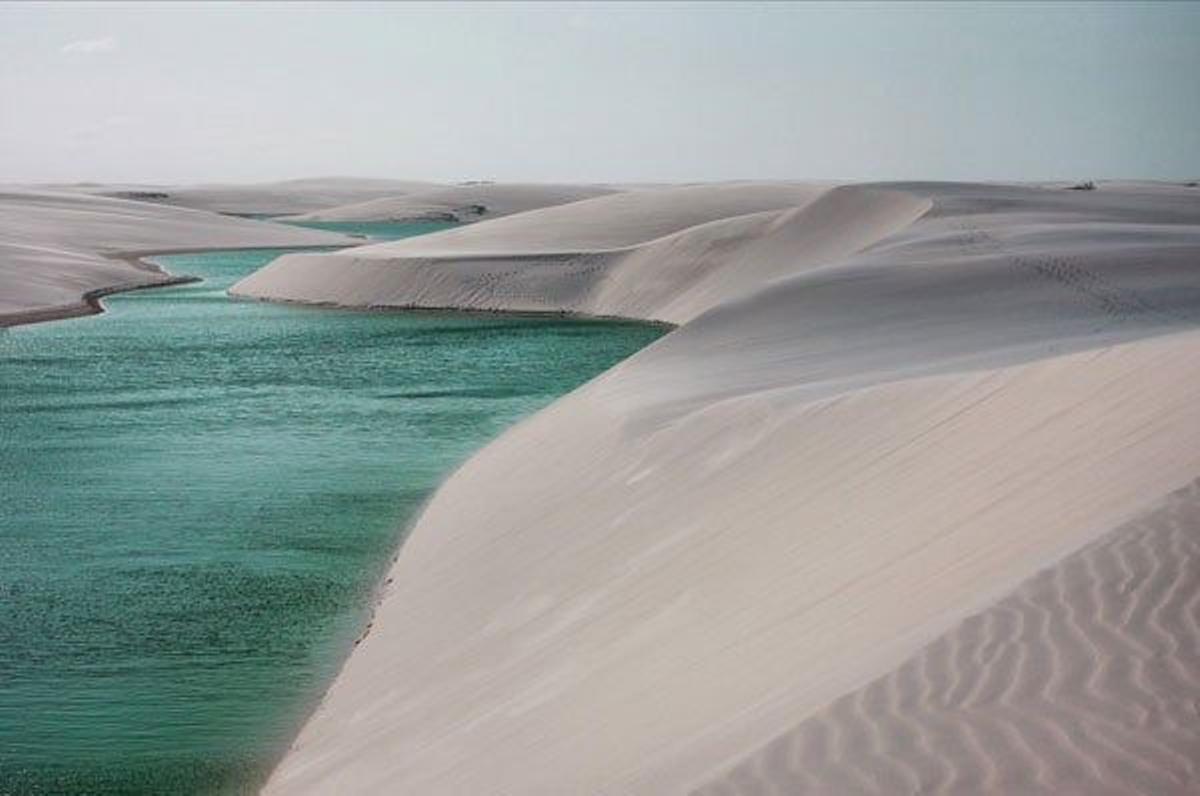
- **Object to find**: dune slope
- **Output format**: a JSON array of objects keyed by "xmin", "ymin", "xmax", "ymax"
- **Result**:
[
  {"xmin": 239, "ymin": 181, "xmax": 1200, "ymax": 794},
  {"xmin": 695, "ymin": 477, "xmax": 1200, "ymax": 795}
]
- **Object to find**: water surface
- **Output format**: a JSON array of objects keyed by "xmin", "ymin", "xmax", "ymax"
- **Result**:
[{"xmin": 0, "ymin": 229, "xmax": 663, "ymax": 794}]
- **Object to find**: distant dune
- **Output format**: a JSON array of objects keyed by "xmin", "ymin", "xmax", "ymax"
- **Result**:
[
  {"xmin": 0, "ymin": 188, "xmax": 354, "ymax": 325},
  {"xmin": 233, "ymin": 180, "xmax": 1200, "ymax": 794},
  {"xmin": 39, "ymin": 176, "xmax": 439, "ymax": 216},
  {"xmin": 284, "ymin": 182, "xmax": 621, "ymax": 223}
]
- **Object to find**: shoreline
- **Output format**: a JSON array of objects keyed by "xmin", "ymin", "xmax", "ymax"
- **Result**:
[
  {"xmin": 0, "ymin": 244, "xmax": 350, "ymax": 329},
  {"xmin": 232, "ymin": 297, "xmax": 674, "ymax": 792},
  {"xmin": 228, "ymin": 290, "xmax": 680, "ymax": 329},
  {"xmin": 0, "ymin": 187, "xmax": 358, "ymax": 330},
  {"xmin": 0, "ymin": 262, "xmax": 192, "ymax": 329}
]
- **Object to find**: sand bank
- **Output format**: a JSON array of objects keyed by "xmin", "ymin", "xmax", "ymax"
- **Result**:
[
  {"xmin": 0, "ymin": 188, "xmax": 355, "ymax": 326},
  {"xmin": 235, "ymin": 179, "xmax": 1200, "ymax": 794}
]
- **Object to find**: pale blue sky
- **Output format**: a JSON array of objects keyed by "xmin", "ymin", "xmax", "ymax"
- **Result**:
[{"xmin": 2, "ymin": 1, "xmax": 1197, "ymax": 183}]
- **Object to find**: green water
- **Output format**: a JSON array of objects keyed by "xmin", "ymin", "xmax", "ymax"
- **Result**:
[{"xmin": 0, "ymin": 230, "xmax": 663, "ymax": 794}]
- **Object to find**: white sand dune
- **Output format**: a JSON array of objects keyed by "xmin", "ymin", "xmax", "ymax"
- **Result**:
[
  {"xmin": 283, "ymin": 182, "xmax": 620, "ymax": 223},
  {"xmin": 39, "ymin": 176, "xmax": 439, "ymax": 216},
  {"xmin": 0, "ymin": 188, "xmax": 355, "ymax": 325},
  {"xmin": 241, "ymin": 179, "xmax": 1200, "ymax": 795},
  {"xmin": 232, "ymin": 181, "xmax": 851, "ymax": 319}
]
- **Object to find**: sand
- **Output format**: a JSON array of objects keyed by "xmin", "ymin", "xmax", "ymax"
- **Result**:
[
  {"xmin": 696, "ymin": 477, "xmax": 1200, "ymax": 795},
  {"xmin": 235, "ymin": 179, "xmax": 1200, "ymax": 794},
  {"xmin": 37, "ymin": 176, "xmax": 438, "ymax": 216},
  {"xmin": 231, "ymin": 181, "xmax": 845, "ymax": 318},
  {"xmin": 283, "ymin": 182, "xmax": 621, "ymax": 223},
  {"xmin": 0, "ymin": 187, "xmax": 355, "ymax": 326}
]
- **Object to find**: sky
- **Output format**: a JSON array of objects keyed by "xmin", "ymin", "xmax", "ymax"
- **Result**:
[{"xmin": 1, "ymin": 1, "xmax": 1197, "ymax": 184}]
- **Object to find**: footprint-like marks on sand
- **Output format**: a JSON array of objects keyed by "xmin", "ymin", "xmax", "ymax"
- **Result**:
[{"xmin": 952, "ymin": 222, "xmax": 1189, "ymax": 328}]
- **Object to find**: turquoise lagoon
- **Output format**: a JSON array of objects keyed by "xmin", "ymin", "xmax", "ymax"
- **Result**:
[{"xmin": 0, "ymin": 226, "xmax": 663, "ymax": 794}]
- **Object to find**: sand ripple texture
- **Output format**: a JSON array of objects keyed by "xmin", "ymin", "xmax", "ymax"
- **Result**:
[{"xmin": 697, "ymin": 479, "xmax": 1200, "ymax": 796}]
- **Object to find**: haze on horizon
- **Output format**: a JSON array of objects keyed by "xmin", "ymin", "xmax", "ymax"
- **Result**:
[{"xmin": 2, "ymin": 0, "xmax": 1197, "ymax": 186}]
